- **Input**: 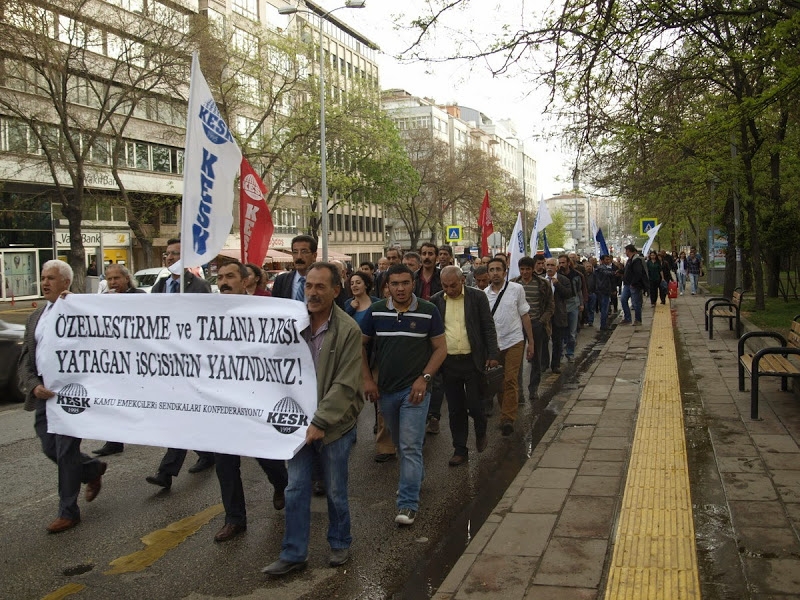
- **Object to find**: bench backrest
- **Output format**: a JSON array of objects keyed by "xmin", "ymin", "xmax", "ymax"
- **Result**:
[
  {"xmin": 732, "ymin": 290, "xmax": 744, "ymax": 307},
  {"xmin": 790, "ymin": 318, "xmax": 800, "ymax": 350}
]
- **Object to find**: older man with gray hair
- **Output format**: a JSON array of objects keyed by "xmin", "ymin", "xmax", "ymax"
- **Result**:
[{"xmin": 18, "ymin": 260, "xmax": 108, "ymax": 533}]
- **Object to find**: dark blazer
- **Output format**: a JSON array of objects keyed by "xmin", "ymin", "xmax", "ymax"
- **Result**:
[
  {"xmin": 18, "ymin": 305, "xmax": 46, "ymax": 412},
  {"xmin": 550, "ymin": 275, "xmax": 574, "ymax": 328},
  {"xmin": 271, "ymin": 270, "xmax": 295, "ymax": 299},
  {"xmin": 414, "ymin": 268, "xmax": 442, "ymax": 300},
  {"xmin": 431, "ymin": 286, "xmax": 499, "ymax": 374},
  {"xmin": 152, "ymin": 271, "xmax": 211, "ymax": 294}
]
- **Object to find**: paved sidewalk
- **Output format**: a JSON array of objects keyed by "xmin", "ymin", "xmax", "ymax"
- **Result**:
[{"xmin": 433, "ymin": 293, "xmax": 800, "ymax": 599}]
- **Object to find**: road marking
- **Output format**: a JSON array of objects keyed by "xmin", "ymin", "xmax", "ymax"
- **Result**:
[
  {"xmin": 42, "ymin": 583, "xmax": 86, "ymax": 599},
  {"xmin": 104, "ymin": 503, "xmax": 224, "ymax": 575}
]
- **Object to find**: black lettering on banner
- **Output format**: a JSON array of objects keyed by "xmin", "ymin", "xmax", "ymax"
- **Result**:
[
  {"xmin": 206, "ymin": 354, "xmax": 301, "ymax": 383},
  {"xmin": 135, "ymin": 352, "xmax": 202, "ymax": 377},
  {"xmin": 175, "ymin": 322, "xmax": 192, "ymax": 340},
  {"xmin": 54, "ymin": 315, "xmax": 171, "ymax": 340},
  {"xmin": 55, "ymin": 349, "xmax": 131, "ymax": 374},
  {"xmin": 196, "ymin": 316, "xmax": 256, "ymax": 342},
  {"xmin": 258, "ymin": 318, "xmax": 301, "ymax": 345}
]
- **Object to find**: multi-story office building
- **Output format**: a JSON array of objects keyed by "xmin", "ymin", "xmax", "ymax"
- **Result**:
[
  {"xmin": 544, "ymin": 190, "xmax": 623, "ymax": 256},
  {"xmin": 0, "ymin": 0, "xmax": 384, "ymax": 301},
  {"xmin": 382, "ymin": 89, "xmax": 537, "ymax": 252}
]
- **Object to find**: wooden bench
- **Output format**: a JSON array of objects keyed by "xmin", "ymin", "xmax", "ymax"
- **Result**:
[
  {"xmin": 738, "ymin": 315, "xmax": 800, "ymax": 419},
  {"xmin": 705, "ymin": 288, "xmax": 744, "ymax": 339}
]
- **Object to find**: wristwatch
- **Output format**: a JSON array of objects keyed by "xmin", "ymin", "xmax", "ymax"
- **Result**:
[{"xmin": 422, "ymin": 373, "xmax": 432, "ymax": 383}]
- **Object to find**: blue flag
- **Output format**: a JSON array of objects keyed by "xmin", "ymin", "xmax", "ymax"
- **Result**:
[
  {"xmin": 596, "ymin": 227, "xmax": 609, "ymax": 256},
  {"xmin": 543, "ymin": 231, "xmax": 552, "ymax": 258}
]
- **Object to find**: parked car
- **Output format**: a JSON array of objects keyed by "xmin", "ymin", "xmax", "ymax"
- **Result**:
[
  {"xmin": 0, "ymin": 319, "xmax": 25, "ymax": 402},
  {"xmin": 264, "ymin": 270, "xmax": 284, "ymax": 291},
  {"xmin": 133, "ymin": 268, "xmax": 171, "ymax": 293},
  {"xmin": 205, "ymin": 274, "xmax": 220, "ymax": 294}
]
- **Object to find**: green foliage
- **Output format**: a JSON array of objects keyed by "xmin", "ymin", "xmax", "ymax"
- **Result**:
[{"xmin": 544, "ymin": 209, "xmax": 568, "ymax": 249}]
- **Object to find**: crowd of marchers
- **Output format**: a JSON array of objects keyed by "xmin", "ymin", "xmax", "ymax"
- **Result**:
[{"xmin": 18, "ymin": 235, "xmax": 701, "ymax": 577}]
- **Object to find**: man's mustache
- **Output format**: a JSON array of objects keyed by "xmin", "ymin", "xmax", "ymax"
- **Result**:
[{"xmin": 220, "ymin": 285, "xmax": 232, "ymax": 292}]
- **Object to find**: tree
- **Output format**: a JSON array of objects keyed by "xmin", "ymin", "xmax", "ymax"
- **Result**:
[
  {"xmin": 400, "ymin": 0, "xmax": 800, "ymax": 308},
  {"xmin": 543, "ymin": 209, "xmax": 568, "ymax": 249},
  {"xmin": 0, "ymin": 0, "xmax": 198, "ymax": 289}
]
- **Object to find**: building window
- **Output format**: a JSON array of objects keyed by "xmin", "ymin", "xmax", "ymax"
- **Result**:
[
  {"xmin": 232, "ymin": 0, "xmax": 258, "ymax": 20},
  {"xmin": 151, "ymin": 145, "xmax": 170, "ymax": 172},
  {"xmin": 162, "ymin": 204, "xmax": 177, "ymax": 224},
  {"xmin": 232, "ymin": 27, "xmax": 258, "ymax": 59}
]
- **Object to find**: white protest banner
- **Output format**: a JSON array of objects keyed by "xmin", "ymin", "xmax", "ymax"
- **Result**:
[
  {"xmin": 507, "ymin": 212, "xmax": 525, "ymax": 280},
  {"xmin": 37, "ymin": 294, "xmax": 314, "ymax": 460}
]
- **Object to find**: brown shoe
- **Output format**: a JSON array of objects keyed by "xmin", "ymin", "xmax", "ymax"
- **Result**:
[
  {"xmin": 214, "ymin": 523, "xmax": 246, "ymax": 542},
  {"xmin": 47, "ymin": 517, "xmax": 80, "ymax": 534},
  {"xmin": 475, "ymin": 435, "xmax": 488, "ymax": 453},
  {"xmin": 448, "ymin": 454, "xmax": 468, "ymax": 467},
  {"xmin": 273, "ymin": 488, "xmax": 285, "ymax": 511},
  {"xmin": 85, "ymin": 462, "xmax": 107, "ymax": 503}
]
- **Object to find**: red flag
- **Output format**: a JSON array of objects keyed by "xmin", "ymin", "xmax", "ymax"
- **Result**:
[
  {"xmin": 239, "ymin": 158, "xmax": 273, "ymax": 266},
  {"xmin": 478, "ymin": 190, "xmax": 493, "ymax": 257}
]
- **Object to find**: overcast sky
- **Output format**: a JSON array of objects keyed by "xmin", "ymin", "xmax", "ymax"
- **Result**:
[{"xmin": 311, "ymin": 0, "xmax": 576, "ymax": 199}]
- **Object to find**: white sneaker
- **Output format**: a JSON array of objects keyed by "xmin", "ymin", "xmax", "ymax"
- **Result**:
[{"xmin": 395, "ymin": 508, "xmax": 417, "ymax": 525}]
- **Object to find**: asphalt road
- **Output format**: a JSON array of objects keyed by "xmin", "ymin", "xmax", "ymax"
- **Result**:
[{"xmin": 0, "ymin": 365, "xmax": 536, "ymax": 600}]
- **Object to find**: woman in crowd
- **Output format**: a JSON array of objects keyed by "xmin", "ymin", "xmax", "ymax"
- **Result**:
[
  {"xmin": 646, "ymin": 251, "xmax": 664, "ymax": 307},
  {"xmin": 675, "ymin": 251, "xmax": 688, "ymax": 296},
  {"xmin": 345, "ymin": 271, "xmax": 379, "ymax": 325},
  {"xmin": 245, "ymin": 263, "xmax": 271, "ymax": 296}
]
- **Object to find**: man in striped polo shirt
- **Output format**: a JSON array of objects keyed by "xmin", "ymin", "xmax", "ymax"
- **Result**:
[
  {"xmin": 361, "ymin": 264, "xmax": 447, "ymax": 527},
  {"xmin": 513, "ymin": 255, "xmax": 554, "ymax": 401}
]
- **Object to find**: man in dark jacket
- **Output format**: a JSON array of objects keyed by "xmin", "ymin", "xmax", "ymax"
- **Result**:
[
  {"xmin": 18, "ymin": 260, "xmax": 107, "ymax": 533},
  {"xmin": 431, "ymin": 266, "xmax": 499, "ymax": 466},
  {"xmin": 415, "ymin": 242, "xmax": 444, "ymax": 434},
  {"xmin": 145, "ymin": 237, "xmax": 215, "ymax": 489},
  {"xmin": 271, "ymin": 235, "xmax": 317, "ymax": 301},
  {"xmin": 621, "ymin": 244, "xmax": 647, "ymax": 325},
  {"xmin": 545, "ymin": 257, "xmax": 575, "ymax": 374}
]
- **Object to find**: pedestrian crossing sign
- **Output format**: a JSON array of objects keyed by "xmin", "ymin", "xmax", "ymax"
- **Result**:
[
  {"xmin": 447, "ymin": 226, "xmax": 462, "ymax": 242},
  {"xmin": 640, "ymin": 218, "xmax": 658, "ymax": 236}
]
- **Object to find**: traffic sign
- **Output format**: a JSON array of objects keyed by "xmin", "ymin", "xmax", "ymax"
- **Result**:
[
  {"xmin": 639, "ymin": 218, "xmax": 658, "ymax": 236},
  {"xmin": 447, "ymin": 226, "xmax": 462, "ymax": 242}
]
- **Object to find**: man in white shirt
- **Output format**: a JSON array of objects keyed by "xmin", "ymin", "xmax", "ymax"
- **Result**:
[{"xmin": 484, "ymin": 258, "xmax": 534, "ymax": 436}]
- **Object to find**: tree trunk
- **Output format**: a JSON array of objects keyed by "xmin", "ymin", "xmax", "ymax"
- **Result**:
[{"xmin": 63, "ymin": 195, "xmax": 86, "ymax": 294}]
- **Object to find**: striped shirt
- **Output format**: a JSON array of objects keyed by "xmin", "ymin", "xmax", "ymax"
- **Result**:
[{"xmin": 360, "ymin": 294, "xmax": 445, "ymax": 393}]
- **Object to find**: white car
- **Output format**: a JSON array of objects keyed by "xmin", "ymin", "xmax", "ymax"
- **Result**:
[{"xmin": 133, "ymin": 268, "xmax": 171, "ymax": 293}]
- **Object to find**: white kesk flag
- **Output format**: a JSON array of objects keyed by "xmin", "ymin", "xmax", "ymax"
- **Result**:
[
  {"xmin": 507, "ymin": 212, "xmax": 525, "ymax": 280},
  {"xmin": 530, "ymin": 195, "xmax": 553, "ymax": 254},
  {"xmin": 642, "ymin": 223, "xmax": 663, "ymax": 256},
  {"xmin": 181, "ymin": 52, "xmax": 242, "ymax": 268}
]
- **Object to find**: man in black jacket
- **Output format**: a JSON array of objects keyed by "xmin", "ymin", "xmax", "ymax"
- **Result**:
[
  {"xmin": 432, "ymin": 266, "xmax": 499, "ymax": 466},
  {"xmin": 272, "ymin": 235, "xmax": 318, "ymax": 301},
  {"xmin": 621, "ymin": 244, "xmax": 646, "ymax": 326},
  {"xmin": 145, "ymin": 237, "xmax": 215, "ymax": 489}
]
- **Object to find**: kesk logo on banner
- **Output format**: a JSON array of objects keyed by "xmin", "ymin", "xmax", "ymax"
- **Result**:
[
  {"xmin": 37, "ymin": 294, "xmax": 315, "ymax": 460},
  {"xmin": 239, "ymin": 158, "xmax": 273, "ymax": 266},
  {"xmin": 181, "ymin": 52, "xmax": 242, "ymax": 268}
]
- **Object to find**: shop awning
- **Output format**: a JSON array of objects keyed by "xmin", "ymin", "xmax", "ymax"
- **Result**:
[{"xmin": 217, "ymin": 248, "xmax": 294, "ymax": 264}]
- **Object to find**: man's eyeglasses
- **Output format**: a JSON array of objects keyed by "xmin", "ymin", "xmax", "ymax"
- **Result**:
[{"xmin": 291, "ymin": 249, "xmax": 313, "ymax": 256}]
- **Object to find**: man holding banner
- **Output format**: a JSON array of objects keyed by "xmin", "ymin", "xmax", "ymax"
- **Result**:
[
  {"xmin": 145, "ymin": 237, "xmax": 215, "ymax": 489},
  {"xmin": 263, "ymin": 262, "xmax": 364, "ymax": 575},
  {"xmin": 211, "ymin": 260, "xmax": 288, "ymax": 543},
  {"xmin": 18, "ymin": 260, "xmax": 108, "ymax": 534}
]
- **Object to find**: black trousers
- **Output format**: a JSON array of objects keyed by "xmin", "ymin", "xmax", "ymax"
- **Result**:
[
  {"xmin": 157, "ymin": 448, "xmax": 215, "ymax": 477},
  {"xmin": 34, "ymin": 404, "xmax": 104, "ymax": 520},
  {"xmin": 427, "ymin": 373, "xmax": 445, "ymax": 420},
  {"xmin": 528, "ymin": 321, "xmax": 549, "ymax": 394},
  {"xmin": 550, "ymin": 325, "xmax": 567, "ymax": 368},
  {"xmin": 215, "ymin": 454, "xmax": 288, "ymax": 525},
  {"xmin": 442, "ymin": 355, "xmax": 487, "ymax": 457}
]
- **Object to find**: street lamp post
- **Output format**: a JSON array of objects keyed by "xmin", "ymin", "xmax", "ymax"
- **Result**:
[{"xmin": 278, "ymin": 1, "xmax": 366, "ymax": 261}]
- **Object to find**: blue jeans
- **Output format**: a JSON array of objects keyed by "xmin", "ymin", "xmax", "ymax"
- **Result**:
[
  {"xmin": 678, "ymin": 272, "xmax": 686, "ymax": 293},
  {"xmin": 566, "ymin": 308, "xmax": 579, "ymax": 356},
  {"xmin": 380, "ymin": 387, "xmax": 429, "ymax": 511},
  {"xmin": 620, "ymin": 285, "xmax": 643, "ymax": 323},
  {"xmin": 280, "ymin": 427, "xmax": 357, "ymax": 562},
  {"xmin": 689, "ymin": 273, "xmax": 699, "ymax": 294}
]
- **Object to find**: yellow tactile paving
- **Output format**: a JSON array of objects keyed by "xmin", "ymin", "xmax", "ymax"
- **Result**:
[{"xmin": 605, "ymin": 303, "xmax": 701, "ymax": 599}]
